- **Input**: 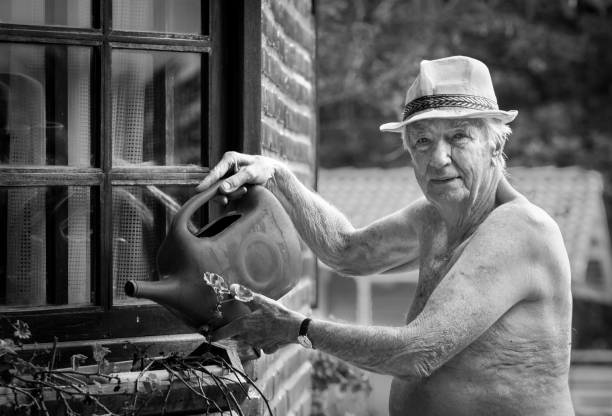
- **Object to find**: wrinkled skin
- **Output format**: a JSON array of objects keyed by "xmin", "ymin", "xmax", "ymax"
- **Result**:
[{"xmin": 198, "ymin": 119, "xmax": 574, "ymax": 415}]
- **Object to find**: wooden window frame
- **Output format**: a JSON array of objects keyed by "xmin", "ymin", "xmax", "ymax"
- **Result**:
[{"xmin": 0, "ymin": 0, "xmax": 261, "ymax": 347}]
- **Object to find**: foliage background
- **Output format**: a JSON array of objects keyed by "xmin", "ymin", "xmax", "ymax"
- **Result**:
[
  {"xmin": 317, "ymin": 0, "xmax": 612, "ymax": 175},
  {"xmin": 316, "ymin": 0, "xmax": 612, "ymax": 348}
]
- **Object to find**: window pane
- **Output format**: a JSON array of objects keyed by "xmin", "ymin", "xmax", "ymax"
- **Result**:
[
  {"xmin": 0, "ymin": 43, "xmax": 93, "ymax": 167},
  {"xmin": 0, "ymin": 186, "xmax": 96, "ymax": 307},
  {"xmin": 112, "ymin": 0, "xmax": 202, "ymax": 34},
  {"xmin": 111, "ymin": 50, "xmax": 202, "ymax": 167},
  {"xmin": 0, "ymin": 0, "xmax": 92, "ymax": 27},
  {"xmin": 112, "ymin": 185, "xmax": 205, "ymax": 304}
]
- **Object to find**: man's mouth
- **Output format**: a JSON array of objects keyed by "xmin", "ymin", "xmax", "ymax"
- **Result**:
[{"xmin": 430, "ymin": 176, "xmax": 459, "ymax": 184}]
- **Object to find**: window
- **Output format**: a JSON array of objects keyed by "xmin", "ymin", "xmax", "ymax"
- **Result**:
[{"xmin": 0, "ymin": 0, "xmax": 247, "ymax": 342}]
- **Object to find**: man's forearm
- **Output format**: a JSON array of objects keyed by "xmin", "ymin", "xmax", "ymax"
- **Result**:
[
  {"xmin": 306, "ymin": 318, "xmax": 444, "ymax": 379},
  {"xmin": 266, "ymin": 164, "xmax": 357, "ymax": 270}
]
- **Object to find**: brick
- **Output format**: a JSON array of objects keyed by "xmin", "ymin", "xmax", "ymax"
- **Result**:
[
  {"xmin": 262, "ymin": 7, "xmax": 314, "ymax": 81},
  {"xmin": 261, "ymin": 85, "xmax": 312, "ymax": 135},
  {"xmin": 263, "ymin": 0, "xmax": 315, "ymax": 54},
  {"xmin": 273, "ymin": 361, "xmax": 312, "ymax": 414},
  {"xmin": 285, "ymin": 0, "xmax": 314, "ymax": 18},
  {"xmin": 261, "ymin": 115, "xmax": 312, "ymax": 147},
  {"xmin": 288, "ymin": 389, "xmax": 312, "ymax": 416},
  {"xmin": 238, "ymin": 1, "xmax": 316, "ymax": 414},
  {"xmin": 260, "ymin": 148, "xmax": 315, "ymax": 189},
  {"xmin": 262, "ymin": 48, "xmax": 312, "ymax": 104},
  {"xmin": 277, "ymin": 391, "xmax": 290, "ymax": 416},
  {"xmin": 286, "ymin": 363, "xmax": 312, "ymax": 405},
  {"xmin": 261, "ymin": 120, "xmax": 314, "ymax": 165}
]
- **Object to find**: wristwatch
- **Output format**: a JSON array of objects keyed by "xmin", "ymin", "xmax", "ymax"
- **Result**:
[{"xmin": 297, "ymin": 318, "xmax": 314, "ymax": 349}]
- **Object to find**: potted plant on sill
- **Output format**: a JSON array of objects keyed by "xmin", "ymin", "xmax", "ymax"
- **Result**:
[{"xmin": 0, "ymin": 318, "xmax": 271, "ymax": 416}]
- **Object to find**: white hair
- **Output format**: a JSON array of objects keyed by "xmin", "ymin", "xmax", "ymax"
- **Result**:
[{"xmin": 401, "ymin": 118, "xmax": 512, "ymax": 170}]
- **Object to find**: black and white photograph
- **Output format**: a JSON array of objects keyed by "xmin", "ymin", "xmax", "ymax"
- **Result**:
[{"xmin": 0, "ymin": 1, "xmax": 611, "ymax": 415}]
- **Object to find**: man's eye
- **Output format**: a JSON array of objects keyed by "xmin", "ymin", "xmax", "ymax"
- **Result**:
[
  {"xmin": 452, "ymin": 133, "xmax": 468, "ymax": 141},
  {"xmin": 415, "ymin": 137, "xmax": 430, "ymax": 145}
]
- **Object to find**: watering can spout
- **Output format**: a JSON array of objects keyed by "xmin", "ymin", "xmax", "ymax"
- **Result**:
[
  {"xmin": 124, "ymin": 278, "xmax": 216, "ymax": 328},
  {"xmin": 124, "ymin": 279, "xmax": 173, "ymax": 302},
  {"xmin": 124, "ymin": 276, "xmax": 250, "ymax": 329}
]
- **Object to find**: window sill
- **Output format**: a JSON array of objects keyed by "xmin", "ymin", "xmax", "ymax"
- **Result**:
[{"xmin": 1, "ymin": 342, "xmax": 259, "ymax": 415}]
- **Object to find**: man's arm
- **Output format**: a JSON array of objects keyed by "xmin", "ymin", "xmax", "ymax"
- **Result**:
[
  {"xmin": 306, "ymin": 203, "xmax": 552, "ymax": 378},
  {"xmin": 196, "ymin": 152, "xmax": 421, "ymax": 275},
  {"xmin": 214, "ymin": 203, "xmax": 553, "ymax": 378}
]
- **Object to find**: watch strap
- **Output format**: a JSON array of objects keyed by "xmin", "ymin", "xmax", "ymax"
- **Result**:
[
  {"xmin": 297, "ymin": 318, "xmax": 314, "ymax": 349},
  {"xmin": 299, "ymin": 318, "xmax": 312, "ymax": 337}
]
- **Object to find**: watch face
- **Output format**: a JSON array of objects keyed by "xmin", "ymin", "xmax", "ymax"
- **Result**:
[{"xmin": 298, "ymin": 335, "xmax": 313, "ymax": 349}]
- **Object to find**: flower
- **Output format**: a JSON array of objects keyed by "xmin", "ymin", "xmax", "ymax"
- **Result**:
[
  {"xmin": 230, "ymin": 283, "xmax": 254, "ymax": 302},
  {"xmin": 11, "ymin": 320, "xmax": 31, "ymax": 340},
  {"xmin": 202, "ymin": 272, "xmax": 229, "ymax": 293}
]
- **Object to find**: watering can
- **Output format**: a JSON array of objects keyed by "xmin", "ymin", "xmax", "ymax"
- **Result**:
[{"xmin": 124, "ymin": 180, "xmax": 302, "ymax": 330}]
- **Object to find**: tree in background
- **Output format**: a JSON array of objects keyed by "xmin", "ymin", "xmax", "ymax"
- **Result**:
[
  {"xmin": 317, "ymin": 0, "xmax": 612, "ymax": 169},
  {"xmin": 317, "ymin": 0, "xmax": 612, "ymax": 347}
]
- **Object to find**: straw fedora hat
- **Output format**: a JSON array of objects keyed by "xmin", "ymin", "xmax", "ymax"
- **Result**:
[{"xmin": 379, "ymin": 56, "xmax": 518, "ymax": 133}]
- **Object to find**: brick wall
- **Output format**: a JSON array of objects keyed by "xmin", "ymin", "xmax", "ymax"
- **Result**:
[
  {"xmin": 244, "ymin": 279, "xmax": 315, "ymax": 416},
  {"xmin": 248, "ymin": 0, "xmax": 317, "ymax": 415},
  {"xmin": 260, "ymin": 0, "xmax": 316, "ymax": 187}
]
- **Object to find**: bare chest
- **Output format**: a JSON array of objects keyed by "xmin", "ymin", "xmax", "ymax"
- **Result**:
[{"xmin": 406, "ymin": 230, "xmax": 470, "ymax": 322}]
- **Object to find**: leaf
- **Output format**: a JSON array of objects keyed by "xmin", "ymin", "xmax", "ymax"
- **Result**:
[
  {"xmin": 142, "ymin": 380, "xmax": 153, "ymax": 394},
  {"xmin": 0, "ymin": 339, "xmax": 17, "ymax": 357},
  {"xmin": 92, "ymin": 343, "xmax": 111, "ymax": 363},
  {"xmin": 146, "ymin": 373, "xmax": 161, "ymax": 392},
  {"xmin": 71, "ymin": 354, "xmax": 88, "ymax": 371}
]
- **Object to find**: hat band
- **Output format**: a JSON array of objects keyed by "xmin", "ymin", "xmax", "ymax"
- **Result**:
[{"xmin": 402, "ymin": 94, "xmax": 499, "ymax": 121}]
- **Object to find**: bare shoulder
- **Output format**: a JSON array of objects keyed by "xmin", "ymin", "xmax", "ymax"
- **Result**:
[
  {"xmin": 370, "ymin": 196, "xmax": 433, "ymax": 237},
  {"xmin": 491, "ymin": 176, "xmax": 562, "ymax": 241},
  {"xmin": 487, "ymin": 195, "xmax": 571, "ymax": 295},
  {"xmin": 488, "ymin": 196, "xmax": 563, "ymax": 248}
]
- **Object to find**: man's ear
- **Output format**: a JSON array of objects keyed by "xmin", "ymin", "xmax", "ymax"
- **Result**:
[{"xmin": 491, "ymin": 142, "xmax": 501, "ymax": 156}]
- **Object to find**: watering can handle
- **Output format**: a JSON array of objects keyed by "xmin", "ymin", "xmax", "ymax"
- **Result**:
[{"xmin": 173, "ymin": 180, "xmax": 224, "ymax": 235}]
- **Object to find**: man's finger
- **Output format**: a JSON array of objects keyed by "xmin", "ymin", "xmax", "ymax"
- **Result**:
[
  {"xmin": 210, "ymin": 187, "xmax": 247, "ymax": 205},
  {"xmin": 224, "ymin": 186, "xmax": 248, "ymax": 200},
  {"xmin": 250, "ymin": 293, "xmax": 275, "ymax": 310},
  {"xmin": 212, "ymin": 195, "xmax": 229, "ymax": 205},
  {"xmin": 195, "ymin": 155, "xmax": 236, "ymax": 192},
  {"xmin": 220, "ymin": 169, "xmax": 255, "ymax": 193}
]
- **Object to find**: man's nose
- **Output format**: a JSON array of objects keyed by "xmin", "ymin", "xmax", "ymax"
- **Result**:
[{"xmin": 429, "ymin": 140, "xmax": 452, "ymax": 169}]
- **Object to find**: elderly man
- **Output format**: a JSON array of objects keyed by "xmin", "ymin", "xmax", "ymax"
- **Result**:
[{"xmin": 197, "ymin": 56, "xmax": 574, "ymax": 415}]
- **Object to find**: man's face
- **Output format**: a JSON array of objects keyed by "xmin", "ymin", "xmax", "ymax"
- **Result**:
[{"xmin": 405, "ymin": 118, "xmax": 495, "ymax": 206}]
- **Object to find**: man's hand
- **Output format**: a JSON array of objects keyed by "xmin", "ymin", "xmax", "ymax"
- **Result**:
[
  {"xmin": 209, "ymin": 293, "xmax": 307, "ymax": 355},
  {"xmin": 196, "ymin": 151, "xmax": 280, "ymax": 197}
]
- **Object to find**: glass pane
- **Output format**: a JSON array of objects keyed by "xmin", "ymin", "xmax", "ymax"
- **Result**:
[
  {"xmin": 111, "ymin": 50, "xmax": 202, "ymax": 167},
  {"xmin": 0, "ymin": 0, "xmax": 92, "ymax": 27},
  {"xmin": 112, "ymin": 0, "xmax": 202, "ymax": 34},
  {"xmin": 0, "ymin": 186, "xmax": 96, "ymax": 307},
  {"xmin": 112, "ymin": 185, "xmax": 205, "ymax": 304},
  {"xmin": 0, "ymin": 43, "xmax": 93, "ymax": 166}
]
